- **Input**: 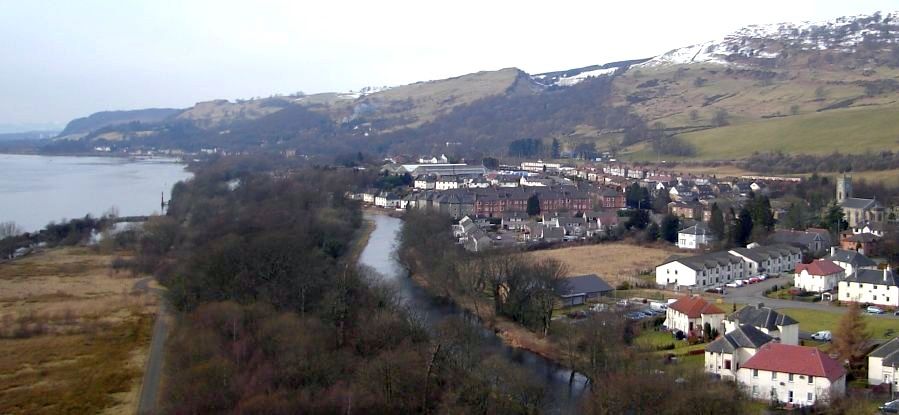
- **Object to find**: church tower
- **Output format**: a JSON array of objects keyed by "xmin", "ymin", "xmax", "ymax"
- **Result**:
[{"xmin": 837, "ymin": 174, "xmax": 852, "ymax": 204}]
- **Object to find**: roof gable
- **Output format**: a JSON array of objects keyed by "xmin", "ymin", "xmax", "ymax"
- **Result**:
[
  {"xmin": 795, "ymin": 260, "xmax": 844, "ymax": 276},
  {"xmin": 727, "ymin": 304, "xmax": 798, "ymax": 330},
  {"xmin": 669, "ymin": 296, "xmax": 725, "ymax": 318}
]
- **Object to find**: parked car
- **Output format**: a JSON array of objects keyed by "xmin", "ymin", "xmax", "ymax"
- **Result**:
[
  {"xmin": 749, "ymin": 277, "xmax": 760, "ymax": 284},
  {"xmin": 725, "ymin": 282, "xmax": 739, "ymax": 288},
  {"xmin": 867, "ymin": 306, "xmax": 885, "ymax": 314},
  {"xmin": 757, "ymin": 274, "xmax": 768, "ymax": 281},
  {"xmin": 705, "ymin": 287, "xmax": 725, "ymax": 294},
  {"xmin": 810, "ymin": 330, "xmax": 832, "ymax": 341},
  {"xmin": 880, "ymin": 399, "xmax": 899, "ymax": 413},
  {"xmin": 740, "ymin": 279, "xmax": 751, "ymax": 285}
]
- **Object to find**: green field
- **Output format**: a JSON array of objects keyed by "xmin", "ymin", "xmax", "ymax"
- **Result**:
[
  {"xmin": 625, "ymin": 103, "xmax": 899, "ymax": 161},
  {"xmin": 779, "ymin": 308, "xmax": 899, "ymax": 339}
]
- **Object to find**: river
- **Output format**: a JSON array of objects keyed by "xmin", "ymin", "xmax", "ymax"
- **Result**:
[
  {"xmin": 357, "ymin": 214, "xmax": 588, "ymax": 414},
  {"xmin": 0, "ymin": 154, "xmax": 192, "ymax": 232}
]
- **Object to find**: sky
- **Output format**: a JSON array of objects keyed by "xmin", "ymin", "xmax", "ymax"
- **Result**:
[{"xmin": 1, "ymin": 0, "xmax": 898, "ymax": 129}]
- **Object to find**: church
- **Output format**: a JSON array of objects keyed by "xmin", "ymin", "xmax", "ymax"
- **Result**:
[{"xmin": 837, "ymin": 175, "xmax": 885, "ymax": 228}]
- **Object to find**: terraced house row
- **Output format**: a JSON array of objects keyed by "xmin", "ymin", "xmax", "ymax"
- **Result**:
[
  {"xmin": 401, "ymin": 186, "xmax": 592, "ymax": 219},
  {"xmin": 655, "ymin": 244, "xmax": 802, "ymax": 289}
]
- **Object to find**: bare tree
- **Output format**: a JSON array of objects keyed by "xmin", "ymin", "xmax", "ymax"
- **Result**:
[{"xmin": 0, "ymin": 221, "xmax": 23, "ymax": 239}]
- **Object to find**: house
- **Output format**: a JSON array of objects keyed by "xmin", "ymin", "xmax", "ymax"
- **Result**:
[
  {"xmin": 705, "ymin": 324, "xmax": 774, "ymax": 380},
  {"xmin": 724, "ymin": 303, "xmax": 799, "ymax": 345},
  {"xmin": 669, "ymin": 201, "xmax": 702, "ymax": 219},
  {"xmin": 664, "ymin": 296, "xmax": 725, "ymax": 337},
  {"xmin": 794, "ymin": 260, "xmax": 845, "ymax": 294},
  {"xmin": 677, "ymin": 222, "xmax": 716, "ymax": 250},
  {"xmin": 656, "ymin": 251, "xmax": 746, "ymax": 289},
  {"xmin": 520, "ymin": 160, "xmax": 561, "ymax": 173},
  {"xmin": 501, "ymin": 212, "xmax": 529, "ymax": 231},
  {"xmin": 737, "ymin": 343, "xmax": 846, "ymax": 407},
  {"xmin": 767, "ymin": 229, "xmax": 833, "ymax": 255},
  {"xmin": 555, "ymin": 274, "xmax": 613, "ymax": 307},
  {"xmin": 839, "ymin": 231, "xmax": 880, "ymax": 256},
  {"xmin": 837, "ymin": 175, "xmax": 885, "ymax": 227},
  {"xmin": 374, "ymin": 192, "xmax": 401, "ymax": 208},
  {"xmin": 596, "ymin": 187, "xmax": 627, "ymax": 209},
  {"xmin": 824, "ymin": 247, "xmax": 878, "ymax": 276},
  {"xmin": 414, "ymin": 175, "xmax": 436, "ymax": 190},
  {"xmin": 728, "ymin": 244, "xmax": 802, "ymax": 276},
  {"xmin": 669, "ymin": 186, "xmax": 696, "ymax": 203},
  {"xmin": 462, "ymin": 230, "xmax": 494, "ymax": 252},
  {"xmin": 838, "ymin": 268, "xmax": 898, "ymax": 307},
  {"xmin": 435, "ymin": 176, "xmax": 460, "ymax": 191},
  {"xmin": 852, "ymin": 221, "xmax": 886, "ymax": 238},
  {"xmin": 868, "ymin": 337, "xmax": 899, "ymax": 388}
]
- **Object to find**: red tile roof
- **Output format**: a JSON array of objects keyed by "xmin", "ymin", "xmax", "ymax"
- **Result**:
[
  {"xmin": 742, "ymin": 343, "xmax": 846, "ymax": 381},
  {"xmin": 668, "ymin": 296, "xmax": 724, "ymax": 318},
  {"xmin": 795, "ymin": 259, "xmax": 844, "ymax": 276}
]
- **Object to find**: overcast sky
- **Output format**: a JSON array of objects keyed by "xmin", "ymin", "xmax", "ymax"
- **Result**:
[{"xmin": 1, "ymin": 0, "xmax": 897, "ymax": 128}]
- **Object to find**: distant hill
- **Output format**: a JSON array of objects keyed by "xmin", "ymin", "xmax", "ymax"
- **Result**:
[
  {"xmin": 50, "ymin": 10, "xmax": 899, "ymax": 164},
  {"xmin": 0, "ymin": 131, "xmax": 58, "ymax": 141},
  {"xmin": 59, "ymin": 108, "xmax": 182, "ymax": 137}
]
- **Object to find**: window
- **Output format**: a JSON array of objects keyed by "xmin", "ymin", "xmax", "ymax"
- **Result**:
[
  {"xmin": 771, "ymin": 371, "xmax": 777, "ymax": 380},
  {"xmin": 724, "ymin": 360, "xmax": 731, "ymax": 370},
  {"xmin": 807, "ymin": 392, "xmax": 813, "ymax": 402},
  {"xmin": 788, "ymin": 373, "xmax": 794, "ymax": 382},
  {"xmin": 808, "ymin": 376, "xmax": 813, "ymax": 384},
  {"xmin": 753, "ymin": 369, "xmax": 758, "ymax": 378}
]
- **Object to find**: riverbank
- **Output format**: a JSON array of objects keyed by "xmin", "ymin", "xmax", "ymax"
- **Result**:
[{"xmin": 407, "ymin": 268, "xmax": 565, "ymax": 363}]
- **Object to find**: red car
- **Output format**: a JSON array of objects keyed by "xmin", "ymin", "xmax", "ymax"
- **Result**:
[{"xmin": 748, "ymin": 277, "xmax": 760, "ymax": 284}]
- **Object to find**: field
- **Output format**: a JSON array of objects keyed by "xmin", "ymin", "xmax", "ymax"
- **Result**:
[
  {"xmin": 526, "ymin": 243, "xmax": 676, "ymax": 286},
  {"xmin": 779, "ymin": 308, "xmax": 898, "ymax": 339},
  {"xmin": 0, "ymin": 248, "xmax": 156, "ymax": 414}
]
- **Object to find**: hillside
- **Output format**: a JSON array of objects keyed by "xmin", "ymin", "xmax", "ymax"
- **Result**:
[
  {"xmin": 59, "ymin": 108, "xmax": 181, "ymax": 137},
  {"xmin": 45, "ymin": 10, "xmax": 899, "ymax": 166}
]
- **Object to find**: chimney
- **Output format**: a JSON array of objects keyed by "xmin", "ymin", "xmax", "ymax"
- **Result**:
[
  {"xmin": 886, "ymin": 268, "xmax": 890, "ymax": 282},
  {"xmin": 830, "ymin": 246, "xmax": 836, "ymax": 257}
]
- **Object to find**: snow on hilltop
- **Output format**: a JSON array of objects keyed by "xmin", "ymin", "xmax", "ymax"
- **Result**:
[{"xmin": 637, "ymin": 10, "xmax": 899, "ymax": 68}]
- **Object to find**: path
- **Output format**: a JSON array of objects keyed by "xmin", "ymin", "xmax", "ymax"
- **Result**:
[{"xmin": 135, "ymin": 277, "xmax": 169, "ymax": 415}]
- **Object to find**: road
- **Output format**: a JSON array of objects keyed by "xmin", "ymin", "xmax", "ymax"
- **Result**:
[
  {"xmin": 722, "ymin": 275, "xmax": 899, "ymax": 318},
  {"xmin": 135, "ymin": 277, "xmax": 169, "ymax": 415}
]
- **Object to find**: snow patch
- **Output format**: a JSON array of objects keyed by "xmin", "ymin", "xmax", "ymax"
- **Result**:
[{"xmin": 555, "ymin": 67, "xmax": 619, "ymax": 86}]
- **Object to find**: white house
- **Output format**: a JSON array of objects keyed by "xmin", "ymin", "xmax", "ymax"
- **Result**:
[
  {"xmin": 501, "ymin": 212, "xmax": 529, "ymax": 231},
  {"xmin": 361, "ymin": 190, "xmax": 377, "ymax": 204},
  {"xmin": 794, "ymin": 259, "xmax": 845, "ymax": 293},
  {"xmin": 656, "ymin": 251, "xmax": 746, "ymax": 289},
  {"xmin": 664, "ymin": 296, "xmax": 725, "ymax": 338},
  {"xmin": 728, "ymin": 244, "xmax": 802, "ymax": 276},
  {"xmin": 705, "ymin": 324, "xmax": 774, "ymax": 380},
  {"xmin": 374, "ymin": 192, "xmax": 401, "ymax": 208},
  {"xmin": 825, "ymin": 247, "xmax": 878, "ymax": 276},
  {"xmin": 737, "ymin": 343, "xmax": 846, "ymax": 407},
  {"xmin": 677, "ymin": 222, "xmax": 716, "ymax": 250},
  {"xmin": 414, "ymin": 176, "xmax": 436, "ymax": 190},
  {"xmin": 435, "ymin": 177, "xmax": 460, "ymax": 191},
  {"xmin": 852, "ymin": 221, "xmax": 885, "ymax": 237},
  {"xmin": 868, "ymin": 337, "xmax": 899, "ymax": 388},
  {"xmin": 838, "ymin": 268, "xmax": 899, "ymax": 307},
  {"xmin": 520, "ymin": 160, "xmax": 561, "ymax": 173},
  {"xmin": 724, "ymin": 304, "xmax": 800, "ymax": 345}
]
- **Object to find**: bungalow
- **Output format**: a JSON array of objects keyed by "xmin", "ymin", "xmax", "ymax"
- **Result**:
[
  {"xmin": 664, "ymin": 296, "xmax": 725, "ymax": 338},
  {"xmin": 724, "ymin": 303, "xmax": 799, "ymax": 345},
  {"xmin": 868, "ymin": 337, "xmax": 899, "ymax": 388},
  {"xmin": 677, "ymin": 222, "xmax": 716, "ymax": 250},
  {"xmin": 555, "ymin": 274, "xmax": 614, "ymax": 307},
  {"xmin": 737, "ymin": 343, "xmax": 846, "ymax": 407},
  {"xmin": 825, "ymin": 247, "xmax": 878, "ymax": 276},
  {"xmin": 705, "ymin": 324, "xmax": 774, "ymax": 380},
  {"xmin": 794, "ymin": 260, "xmax": 845, "ymax": 294},
  {"xmin": 838, "ymin": 268, "xmax": 898, "ymax": 307}
]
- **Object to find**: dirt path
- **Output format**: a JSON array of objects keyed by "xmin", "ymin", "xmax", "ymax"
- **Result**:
[{"xmin": 135, "ymin": 277, "xmax": 168, "ymax": 415}]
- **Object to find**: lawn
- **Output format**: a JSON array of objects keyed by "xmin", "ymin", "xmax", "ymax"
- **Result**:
[{"xmin": 779, "ymin": 308, "xmax": 899, "ymax": 339}]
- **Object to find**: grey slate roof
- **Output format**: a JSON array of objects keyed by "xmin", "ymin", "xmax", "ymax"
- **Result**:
[
  {"xmin": 841, "ymin": 197, "xmax": 880, "ymax": 210},
  {"xmin": 768, "ymin": 230, "xmax": 827, "ymax": 247},
  {"xmin": 726, "ymin": 304, "xmax": 799, "ymax": 330},
  {"xmin": 845, "ymin": 268, "xmax": 898, "ymax": 287},
  {"xmin": 826, "ymin": 248, "xmax": 877, "ymax": 268},
  {"xmin": 556, "ymin": 274, "xmax": 614, "ymax": 297},
  {"xmin": 662, "ymin": 251, "xmax": 743, "ymax": 271},
  {"xmin": 705, "ymin": 324, "xmax": 774, "ymax": 353},
  {"xmin": 730, "ymin": 244, "xmax": 801, "ymax": 263},
  {"xmin": 870, "ymin": 338, "xmax": 899, "ymax": 366}
]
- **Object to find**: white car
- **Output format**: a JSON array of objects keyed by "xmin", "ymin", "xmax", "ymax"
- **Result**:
[
  {"xmin": 725, "ymin": 282, "xmax": 739, "ymax": 288},
  {"xmin": 757, "ymin": 274, "xmax": 767, "ymax": 281},
  {"xmin": 867, "ymin": 306, "xmax": 885, "ymax": 314},
  {"xmin": 810, "ymin": 330, "xmax": 831, "ymax": 341}
]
